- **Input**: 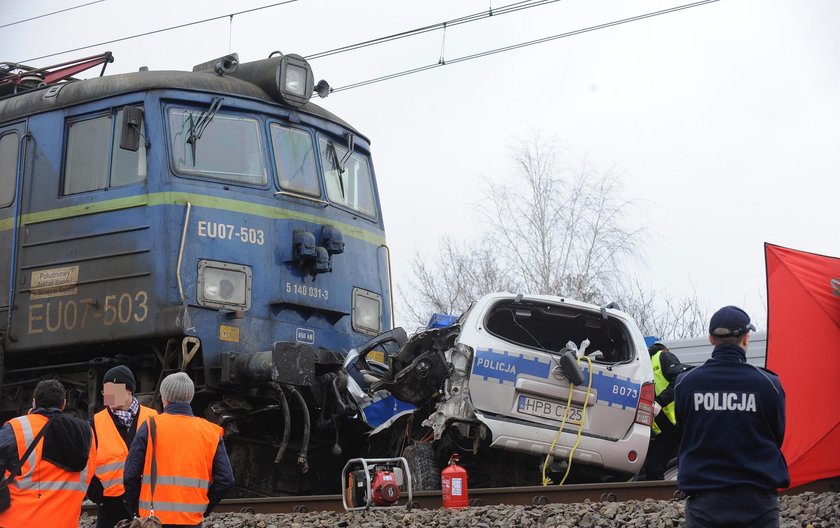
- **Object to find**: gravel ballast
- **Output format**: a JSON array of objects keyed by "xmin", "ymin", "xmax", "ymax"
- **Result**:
[{"xmin": 78, "ymin": 491, "xmax": 839, "ymax": 527}]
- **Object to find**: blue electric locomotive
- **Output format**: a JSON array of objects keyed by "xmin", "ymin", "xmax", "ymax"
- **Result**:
[{"xmin": 0, "ymin": 52, "xmax": 393, "ymax": 494}]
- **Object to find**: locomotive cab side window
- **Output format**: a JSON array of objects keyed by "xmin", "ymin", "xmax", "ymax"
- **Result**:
[
  {"xmin": 271, "ymin": 124, "xmax": 319, "ymax": 196},
  {"xmin": 0, "ymin": 132, "xmax": 19, "ymax": 208},
  {"xmin": 319, "ymin": 138, "xmax": 375, "ymax": 217},
  {"xmin": 169, "ymin": 108, "xmax": 267, "ymax": 185},
  {"xmin": 63, "ymin": 107, "xmax": 147, "ymax": 195}
]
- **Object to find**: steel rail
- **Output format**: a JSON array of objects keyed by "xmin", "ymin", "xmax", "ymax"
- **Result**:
[
  {"xmin": 208, "ymin": 477, "xmax": 840, "ymax": 515},
  {"xmin": 81, "ymin": 477, "xmax": 839, "ymax": 515}
]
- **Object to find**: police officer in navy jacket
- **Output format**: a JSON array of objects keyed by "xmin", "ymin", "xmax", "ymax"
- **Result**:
[{"xmin": 675, "ymin": 305, "xmax": 789, "ymax": 528}]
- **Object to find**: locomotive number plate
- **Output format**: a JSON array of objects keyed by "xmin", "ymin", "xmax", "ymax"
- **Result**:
[
  {"xmin": 517, "ymin": 395, "xmax": 584, "ymax": 425},
  {"xmin": 27, "ymin": 290, "xmax": 150, "ymax": 335},
  {"xmin": 197, "ymin": 221, "xmax": 265, "ymax": 245},
  {"xmin": 285, "ymin": 282, "xmax": 329, "ymax": 301}
]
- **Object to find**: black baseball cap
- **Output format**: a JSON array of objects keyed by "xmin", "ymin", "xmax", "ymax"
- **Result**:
[{"xmin": 709, "ymin": 305, "xmax": 756, "ymax": 337}]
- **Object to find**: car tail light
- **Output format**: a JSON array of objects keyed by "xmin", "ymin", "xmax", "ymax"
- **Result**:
[{"xmin": 635, "ymin": 382, "xmax": 656, "ymax": 426}]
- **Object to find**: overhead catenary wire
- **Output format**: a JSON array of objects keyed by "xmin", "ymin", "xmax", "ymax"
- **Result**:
[
  {"xmin": 0, "ymin": 0, "xmax": 106, "ymax": 30},
  {"xmin": 18, "ymin": 0, "xmax": 558, "ymax": 66},
  {"xmin": 330, "ymin": 0, "xmax": 720, "ymax": 93},
  {"xmin": 303, "ymin": 0, "xmax": 562, "ymax": 61},
  {"xmin": 11, "ymin": 0, "xmax": 719, "ymax": 97},
  {"xmin": 18, "ymin": 0, "xmax": 300, "ymax": 64}
]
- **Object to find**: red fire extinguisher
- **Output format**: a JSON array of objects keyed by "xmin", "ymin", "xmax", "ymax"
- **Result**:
[{"xmin": 441, "ymin": 453, "xmax": 469, "ymax": 509}]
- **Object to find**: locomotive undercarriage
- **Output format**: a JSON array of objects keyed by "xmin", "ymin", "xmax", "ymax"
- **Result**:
[
  {"xmin": 211, "ymin": 341, "xmax": 364, "ymax": 495},
  {"xmin": 0, "ymin": 335, "xmax": 367, "ymax": 496}
]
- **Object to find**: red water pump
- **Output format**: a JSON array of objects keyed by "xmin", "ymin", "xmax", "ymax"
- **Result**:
[
  {"xmin": 370, "ymin": 469, "xmax": 401, "ymax": 505},
  {"xmin": 441, "ymin": 453, "xmax": 469, "ymax": 509},
  {"xmin": 341, "ymin": 457, "xmax": 413, "ymax": 511}
]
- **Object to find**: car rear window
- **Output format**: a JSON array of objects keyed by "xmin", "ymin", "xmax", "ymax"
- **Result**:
[{"xmin": 484, "ymin": 300, "xmax": 635, "ymax": 363}]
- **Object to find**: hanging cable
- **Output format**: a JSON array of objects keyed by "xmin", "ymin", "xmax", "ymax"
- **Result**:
[
  {"xmin": 0, "ymin": 0, "xmax": 106, "ymax": 30},
  {"xmin": 332, "ymin": 63, "xmax": 443, "ymax": 93},
  {"xmin": 228, "ymin": 15, "xmax": 233, "ymax": 54},
  {"xmin": 19, "ymin": 0, "xmax": 552, "ymax": 66},
  {"xmin": 304, "ymin": 0, "xmax": 559, "ymax": 61},
  {"xmin": 541, "ymin": 377, "xmax": 578, "ymax": 486},
  {"xmin": 557, "ymin": 355, "xmax": 593, "ymax": 486},
  {"xmin": 14, "ymin": 0, "xmax": 717, "ymax": 96},
  {"xmin": 19, "ymin": 0, "xmax": 299, "ymax": 63},
  {"xmin": 540, "ymin": 355, "xmax": 594, "ymax": 486},
  {"xmin": 331, "ymin": 0, "xmax": 720, "ymax": 93},
  {"xmin": 438, "ymin": 23, "xmax": 447, "ymax": 65}
]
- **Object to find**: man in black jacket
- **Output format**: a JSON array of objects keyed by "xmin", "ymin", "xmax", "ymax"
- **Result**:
[
  {"xmin": 641, "ymin": 342, "xmax": 686, "ymax": 480},
  {"xmin": 675, "ymin": 306, "xmax": 789, "ymax": 527},
  {"xmin": 0, "ymin": 379, "xmax": 95, "ymax": 527}
]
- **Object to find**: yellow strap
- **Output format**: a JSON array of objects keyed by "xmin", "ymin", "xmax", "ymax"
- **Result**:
[{"xmin": 540, "ymin": 355, "xmax": 594, "ymax": 486}]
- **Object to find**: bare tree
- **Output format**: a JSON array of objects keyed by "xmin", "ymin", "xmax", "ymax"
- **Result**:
[
  {"xmin": 400, "ymin": 133, "xmax": 707, "ymax": 338},
  {"xmin": 399, "ymin": 237, "xmax": 517, "ymax": 327},
  {"xmin": 483, "ymin": 135, "xmax": 641, "ymax": 303},
  {"xmin": 616, "ymin": 278, "xmax": 708, "ymax": 339}
]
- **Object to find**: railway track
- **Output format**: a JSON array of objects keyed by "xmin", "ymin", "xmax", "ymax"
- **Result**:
[
  {"xmin": 80, "ymin": 477, "xmax": 839, "ymax": 516},
  {"xmin": 208, "ymin": 477, "xmax": 839, "ymax": 515}
]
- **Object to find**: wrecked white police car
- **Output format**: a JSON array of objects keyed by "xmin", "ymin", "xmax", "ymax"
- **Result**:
[{"xmin": 345, "ymin": 293, "xmax": 656, "ymax": 489}]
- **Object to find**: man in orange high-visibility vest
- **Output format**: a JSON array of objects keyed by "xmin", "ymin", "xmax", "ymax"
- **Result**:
[
  {"xmin": 124, "ymin": 372, "xmax": 234, "ymax": 527},
  {"xmin": 88, "ymin": 366, "xmax": 158, "ymax": 528},
  {"xmin": 0, "ymin": 380, "xmax": 96, "ymax": 528}
]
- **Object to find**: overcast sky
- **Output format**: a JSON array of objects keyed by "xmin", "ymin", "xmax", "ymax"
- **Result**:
[{"xmin": 4, "ymin": 0, "xmax": 839, "ymax": 332}]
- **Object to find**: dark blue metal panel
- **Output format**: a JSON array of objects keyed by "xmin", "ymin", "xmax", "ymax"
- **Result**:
[{"xmin": 5, "ymin": 88, "xmax": 392, "ymax": 367}]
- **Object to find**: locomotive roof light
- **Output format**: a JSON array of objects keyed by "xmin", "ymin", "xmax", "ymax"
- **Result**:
[
  {"xmin": 280, "ymin": 55, "xmax": 311, "ymax": 101},
  {"xmin": 192, "ymin": 53, "xmax": 239, "ymax": 75},
  {"xmin": 228, "ymin": 53, "xmax": 317, "ymax": 108}
]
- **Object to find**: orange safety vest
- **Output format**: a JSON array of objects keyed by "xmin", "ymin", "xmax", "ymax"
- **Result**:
[
  {"xmin": 93, "ymin": 404, "xmax": 157, "ymax": 497},
  {"xmin": 0, "ymin": 413, "xmax": 96, "ymax": 528},
  {"xmin": 138, "ymin": 413, "xmax": 222, "ymax": 525}
]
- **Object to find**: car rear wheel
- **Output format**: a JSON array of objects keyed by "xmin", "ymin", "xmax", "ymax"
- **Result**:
[{"xmin": 404, "ymin": 443, "xmax": 440, "ymax": 491}]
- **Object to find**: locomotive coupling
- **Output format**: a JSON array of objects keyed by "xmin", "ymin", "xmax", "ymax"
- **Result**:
[{"xmin": 220, "ymin": 341, "xmax": 344, "ymax": 387}]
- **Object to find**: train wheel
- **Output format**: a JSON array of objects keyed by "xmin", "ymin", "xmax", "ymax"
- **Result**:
[{"xmin": 404, "ymin": 443, "xmax": 440, "ymax": 491}]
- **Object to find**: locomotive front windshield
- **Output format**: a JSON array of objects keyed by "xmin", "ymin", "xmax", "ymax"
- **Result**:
[
  {"xmin": 271, "ymin": 124, "xmax": 319, "ymax": 196},
  {"xmin": 320, "ymin": 139, "xmax": 376, "ymax": 217},
  {"xmin": 169, "ymin": 108, "xmax": 267, "ymax": 185},
  {"xmin": 167, "ymin": 107, "xmax": 378, "ymax": 220}
]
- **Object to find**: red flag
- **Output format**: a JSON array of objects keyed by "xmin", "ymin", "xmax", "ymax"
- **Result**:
[{"xmin": 765, "ymin": 243, "xmax": 840, "ymax": 487}]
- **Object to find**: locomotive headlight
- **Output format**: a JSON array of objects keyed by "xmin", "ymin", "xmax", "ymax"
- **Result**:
[
  {"xmin": 283, "ymin": 63, "xmax": 307, "ymax": 96},
  {"xmin": 198, "ymin": 260, "xmax": 252, "ymax": 311},
  {"xmin": 225, "ymin": 53, "xmax": 316, "ymax": 107},
  {"xmin": 277, "ymin": 54, "xmax": 314, "ymax": 107},
  {"xmin": 352, "ymin": 288, "xmax": 382, "ymax": 336}
]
